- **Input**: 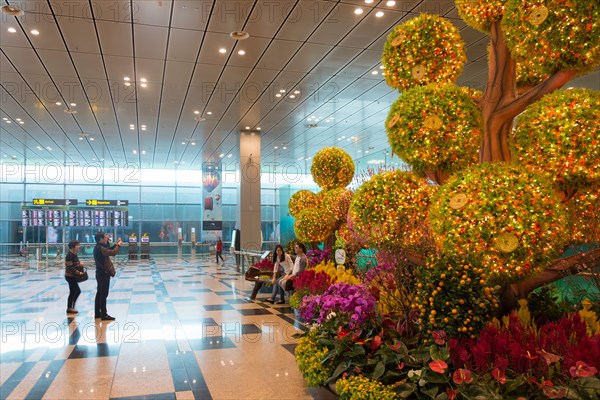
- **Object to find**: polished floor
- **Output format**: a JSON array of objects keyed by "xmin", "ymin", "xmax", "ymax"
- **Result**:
[{"xmin": 0, "ymin": 255, "xmax": 335, "ymax": 399}]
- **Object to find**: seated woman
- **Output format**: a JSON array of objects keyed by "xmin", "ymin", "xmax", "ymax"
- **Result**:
[
  {"xmin": 278, "ymin": 242, "xmax": 308, "ymax": 296},
  {"xmin": 265, "ymin": 244, "xmax": 293, "ymax": 304}
]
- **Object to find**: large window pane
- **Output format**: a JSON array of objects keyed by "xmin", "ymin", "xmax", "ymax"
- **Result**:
[
  {"xmin": 104, "ymin": 185, "xmax": 141, "ymax": 203},
  {"xmin": 140, "ymin": 186, "xmax": 176, "ymax": 203}
]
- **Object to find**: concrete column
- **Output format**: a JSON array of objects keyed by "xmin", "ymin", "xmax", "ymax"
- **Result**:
[{"xmin": 239, "ymin": 131, "xmax": 262, "ymax": 251}]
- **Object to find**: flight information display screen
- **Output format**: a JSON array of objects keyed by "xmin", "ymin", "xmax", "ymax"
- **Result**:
[{"xmin": 22, "ymin": 209, "xmax": 128, "ymax": 227}]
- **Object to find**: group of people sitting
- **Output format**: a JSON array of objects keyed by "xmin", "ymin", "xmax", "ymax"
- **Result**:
[{"xmin": 249, "ymin": 242, "xmax": 308, "ymax": 304}]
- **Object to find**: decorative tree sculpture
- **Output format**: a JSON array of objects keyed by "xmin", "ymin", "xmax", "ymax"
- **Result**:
[{"xmin": 380, "ymin": 1, "xmax": 600, "ymax": 311}]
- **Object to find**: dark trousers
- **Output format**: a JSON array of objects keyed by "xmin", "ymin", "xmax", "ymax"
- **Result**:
[
  {"xmin": 216, "ymin": 251, "xmax": 224, "ymax": 263},
  {"xmin": 65, "ymin": 277, "xmax": 81, "ymax": 309},
  {"xmin": 250, "ymin": 281, "xmax": 263, "ymax": 300},
  {"xmin": 95, "ymin": 273, "xmax": 110, "ymax": 317}
]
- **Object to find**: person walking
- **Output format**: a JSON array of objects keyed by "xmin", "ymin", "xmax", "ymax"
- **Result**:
[
  {"xmin": 65, "ymin": 240, "xmax": 84, "ymax": 314},
  {"xmin": 93, "ymin": 231, "xmax": 121, "ymax": 321},
  {"xmin": 215, "ymin": 237, "xmax": 224, "ymax": 263}
]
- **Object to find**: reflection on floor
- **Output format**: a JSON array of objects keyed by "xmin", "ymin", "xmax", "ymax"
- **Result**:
[{"xmin": 0, "ymin": 257, "xmax": 337, "ymax": 399}]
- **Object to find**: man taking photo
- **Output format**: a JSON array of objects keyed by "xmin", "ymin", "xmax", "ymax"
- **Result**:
[{"xmin": 93, "ymin": 231, "xmax": 122, "ymax": 321}]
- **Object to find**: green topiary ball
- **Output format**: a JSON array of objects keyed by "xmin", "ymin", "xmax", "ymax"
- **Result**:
[
  {"xmin": 294, "ymin": 207, "xmax": 335, "ymax": 244},
  {"xmin": 289, "ymin": 190, "xmax": 320, "ymax": 218},
  {"xmin": 428, "ymin": 163, "xmax": 568, "ymax": 285},
  {"xmin": 564, "ymin": 186, "xmax": 600, "ymax": 245},
  {"xmin": 503, "ymin": 0, "xmax": 600, "ymax": 77},
  {"xmin": 349, "ymin": 170, "xmax": 434, "ymax": 251},
  {"xmin": 455, "ymin": 0, "xmax": 507, "ymax": 33},
  {"xmin": 414, "ymin": 255, "xmax": 499, "ymax": 341},
  {"xmin": 382, "ymin": 14, "xmax": 466, "ymax": 91},
  {"xmin": 386, "ymin": 84, "xmax": 482, "ymax": 178},
  {"xmin": 310, "ymin": 147, "xmax": 355, "ymax": 190},
  {"xmin": 512, "ymin": 89, "xmax": 600, "ymax": 194},
  {"xmin": 321, "ymin": 188, "xmax": 353, "ymax": 223}
]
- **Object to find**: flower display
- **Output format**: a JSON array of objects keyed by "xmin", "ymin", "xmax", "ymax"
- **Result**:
[
  {"xmin": 297, "ymin": 283, "xmax": 377, "ymax": 329},
  {"xmin": 382, "ymin": 14, "xmax": 466, "ymax": 91},
  {"xmin": 294, "ymin": 207, "xmax": 335, "ymax": 244},
  {"xmin": 252, "ymin": 258, "xmax": 274, "ymax": 272},
  {"xmin": 386, "ymin": 84, "xmax": 482, "ymax": 178},
  {"xmin": 306, "ymin": 248, "xmax": 332, "ymax": 266},
  {"xmin": 455, "ymin": 0, "xmax": 506, "ymax": 33},
  {"xmin": 428, "ymin": 163, "xmax": 568, "ymax": 284},
  {"xmin": 503, "ymin": 0, "xmax": 600, "ymax": 76},
  {"xmin": 288, "ymin": 190, "xmax": 320, "ymax": 217},
  {"xmin": 564, "ymin": 187, "xmax": 600, "ymax": 244},
  {"xmin": 295, "ymin": 330, "xmax": 335, "ymax": 387},
  {"xmin": 310, "ymin": 147, "xmax": 355, "ymax": 190},
  {"xmin": 321, "ymin": 188, "xmax": 353, "ymax": 222},
  {"xmin": 511, "ymin": 89, "xmax": 600, "ymax": 194},
  {"xmin": 335, "ymin": 222, "xmax": 353, "ymax": 246},
  {"xmin": 335, "ymin": 375, "xmax": 397, "ymax": 400},
  {"xmin": 349, "ymin": 170, "xmax": 435, "ymax": 251},
  {"xmin": 414, "ymin": 255, "xmax": 499, "ymax": 340}
]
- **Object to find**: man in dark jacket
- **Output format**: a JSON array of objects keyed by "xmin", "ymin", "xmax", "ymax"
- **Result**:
[{"xmin": 93, "ymin": 231, "xmax": 122, "ymax": 320}]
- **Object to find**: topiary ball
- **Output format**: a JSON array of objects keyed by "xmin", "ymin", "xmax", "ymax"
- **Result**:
[
  {"xmin": 512, "ymin": 89, "xmax": 600, "ymax": 194},
  {"xmin": 294, "ymin": 207, "xmax": 335, "ymax": 244},
  {"xmin": 289, "ymin": 190, "xmax": 320, "ymax": 218},
  {"xmin": 455, "ymin": 0, "xmax": 507, "ymax": 33},
  {"xmin": 414, "ymin": 255, "xmax": 499, "ymax": 341},
  {"xmin": 429, "ymin": 163, "xmax": 568, "ymax": 285},
  {"xmin": 382, "ymin": 14, "xmax": 466, "ymax": 91},
  {"xmin": 349, "ymin": 170, "xmax": 434, "ymax": 251},
  {"xmin": 564, "ymin": 186, "xmax": 600, "ymax": 245},
  {"xmin": 321, "ymin": 188, "xmax": 353, "ymax": 223},
  {"xmin": 503, "ymin": 0, "xmax": 600, "ymax": 77},
  {"xmin": 386, "ymin": 84, "xmax": 482, "ymax": 178},
  {"xmin": 310, "ymin": 147, "xmax": 355, "ymax": 190}
]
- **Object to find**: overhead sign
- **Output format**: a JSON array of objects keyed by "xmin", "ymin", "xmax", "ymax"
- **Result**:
[
  {"xmin": 85, "ymin": 199, "xmax": 129, "ymax": 206},
  {"xmin": 32, "ymin": 198, "xmax": 78, "ymax": 206}
]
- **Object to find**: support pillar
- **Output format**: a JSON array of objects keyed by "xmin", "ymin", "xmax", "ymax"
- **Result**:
[{"xmin": 239, "ymin": 131, "xmax": 262, "ymax": 252}]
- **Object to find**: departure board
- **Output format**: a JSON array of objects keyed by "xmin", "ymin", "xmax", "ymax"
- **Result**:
[{"xmin": 22, "ymin": 209, "xmax": 128, "ymax": 227}]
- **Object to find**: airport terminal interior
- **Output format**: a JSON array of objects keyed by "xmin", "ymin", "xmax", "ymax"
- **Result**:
[{"xmin": 1, "ymin": 0, "xmax": 599, "ymax": 399}]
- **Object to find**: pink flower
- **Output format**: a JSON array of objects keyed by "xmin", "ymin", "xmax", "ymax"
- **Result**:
[
  {"xmin": 452, "ymin": 368, "xmax": 473, "ymax": 385},
  {"xmin": 432, "ymin": 330, "xmax": 447, "ymax": 345},
  {"xmin": 541, "ymin": 381, "xmax": 567, "ymax": 399},
  {"xmin": 446, "ymin": 387, "xmax": 459, "ymax": 400},
  {"xmin": 569, "ymin": 361, "xmax": 598, "ymax": 378},
  {"xmin": 491, "ymin": 368, "xmax": 506, "ymax": 385},
  {"xmin": 429, "ymin": 360, "xmax": 448, "ymax": 374}
]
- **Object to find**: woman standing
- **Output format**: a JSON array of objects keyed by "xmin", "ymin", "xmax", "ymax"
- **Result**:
[
  {"xmin": 265, "ymin": 245, "xmax": 294, "ymax": 304},
  {"xmin": 65, "ymin": 240, "xmax": 85, "ymax": 314}
]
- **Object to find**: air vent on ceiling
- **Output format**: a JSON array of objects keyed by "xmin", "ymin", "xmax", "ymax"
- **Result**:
[
  {"xmin": 307, "ymin": 124, "xmax": 318, "ymax": 128},
  {"xmin": 64, "ymin": 109, "xmax": 77, "ymax": 114},
  {"xmin": 1, "ymin": 5, "xmax": 24, "ymax": 16},
  {"xmin": 229, "ymin": 31, "xmax": 250, "ymax": 40}
]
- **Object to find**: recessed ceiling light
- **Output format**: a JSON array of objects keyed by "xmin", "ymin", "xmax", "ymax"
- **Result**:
[
  {"xmin": 279, "ymin": 89, "xmax": 286, "ymax": 93},
  {"xmin": 275, "ymin": 93, "xmax": 281, "ymax": 98},
  {"xmin": 140, "ymin": 83, "xmax": 147, "ymax": 88},
  {"xmin": 141, "ymin": 125, "xmax": 146, "ymax": 128},
  {"xmin": 140, "ymin": 78, "xmax": 147, "ymax": 83},
  {"xmin": 56, "ymin": 102, "xmax": 61, "ymax": 105},
  {"xmin": 130, "ymin": 127, "xmax": 135, "ymax": 130},
  {"xmin": 37, "ymin": 146, "xmax": 42, "ymax": 150},
  {"xmin": 7, "ymin": 27, "xmax": 16, "ymax": 33},
  {"xmin": 256, "ymin": 127, "xmax": 261, "ymax": 130},
  {"xmin": 294, "ymin": 90, "xmax": 300, "ymax": 94},
  {"xmin": 31, "ymin": 29, "xmax": 40, "ymax": 35},
  {"xmin": 289, "ymin": 95, "xmax": 295, "ymax": 99},
  {"xmin": 282, "ymin": 146, "xmax": 287, "ymax": 150},
  {"xmin": 230, "ymin": 31, "xmax": 250, "ymax": 40},
  {"xmin": 191, "ymin": 142, "xmax": 195, "ymax": 145},
  {"xmin": 18, "ymin": 121, "xmax": 24, "ymax": 124},
  {"xmin": 219, "ymin": 154, "xmax": 225, "ymax": 158},
  {"xmin": 79, "ymin": 137, "xmax": 83, "ymax": 141},
  {"xmin": 70, "ymin": 103, "xmax": 76, "ymax": 106},
  {"xmin": 227, "ymin": 154, "xmax": 232, "ymax": 158},
  {"xmin": 181, "ymin": 142, "xmax": 186, "ymax": 145},
  {"xmin": 46, "ymin": 146, "xmax": 52, "ymax": 151},
  {"xmin": 194, "ymin": 110, "xmax": 200, "ymax": 114},
  {"xmin": 207, "ymin": 111, "xmax": 212, "ymax": 115},
  {"xmin": 379, "ymin": 65, "xmax": 384, "ymax": 69},
  {"xmin": 124, "ymin": 77, "xmax": 130, "ymax": 81},
  {"xmin": 354, "ymin": 8, "xmax": 363, "ymax": 15},
  {"xmin": 89, "ymin": 137, "xmax": 94, "ymax": 141},
  {"xmin": 386, "ymin": 0, "xmax": 396, "ymax": 6},
  {"xmin": 2, "ymin": 118, "xmax": 7, "ymax": 121},
  {"xmin": 274, "ymin": 146, "xmax": 278, "ymax": 149},
  {"xmin": 133, "ymin": 150, "xmax": 137, "ymax": 154},
  {"xmin": 16, "ymin": 118, "xmax": 21, "ymax": 121},
  {"xmin": 219, "ymin": 48, "xmax": 226, "ymax": 54},
  {"xmin": 124, "ymin": 82, "xmax": 131, "ymax": 87},
  {"xmin": 376, "ymin": 11, "xmax": 384, "ymax": 17},
  {"xmin": 142, "ymin": 150, "xmax": 146, "ymax": 155},
  {"xmin": 371, "ymin": 70, "xmax": 378, "ymax": 75},
  {"xmin": 245, "ymin": 126, "xmax": 250, "ymax": 129},
  {"xmin": 365, "ymin": 0, "xmax": 374, "ymax": 3},
  {"xmin": 5, "ymin": 120, "xmax": 11, "ymax": 124},
  {"xmin": 238, "ymin": 50, "xmax": 246, "ymax": 55}
]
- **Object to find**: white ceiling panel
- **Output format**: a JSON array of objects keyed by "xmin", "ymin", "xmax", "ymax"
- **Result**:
[
  {"xmin": 91, "ymin": 0, "xmax": 132, "ymax": 23},
  {"xmin": 96, "ymin": 20, "xmax": 133, "ymax": 57},
  {"xmin": 339, "ymin": 9, "xmax": 405, "ymax": 49},
  {"xmin": 59, "ymin": 16, "xmax": 101, "ymax": 54},
  {"xmin": 283, "ymin": 43, "xmax": 333, "ymax": 73},
  {"xmin": 276, "ymin": 1, "xmax": 332, "ymax": 42},
  {"xmin": 134, "ymin": 25, "xmax": 169, "ymax": 60},
  {"xmin": 166, "ymin": 29, "xmax": 204, "ymax": 62},
  {"xmin": 1, "ymin": 47, "xmax": 46, "ymax": 75},
  {"xmin": 308, "ymin": 3, "xmax": 368, "ymax": 45},
  {"xmin": 71, "ymin": 53, "xmax": 108, "ymax": 80},
  {"xmin": 171, "ymin": 0, "xmax": 212, "ymax": 30},
  {"xmin": 244, "ymin": 0, "xmax": 297, "ymax": 38},
  {"xmin": 255, "ymin": 39, "xmax": 302, "ymax": 71}
]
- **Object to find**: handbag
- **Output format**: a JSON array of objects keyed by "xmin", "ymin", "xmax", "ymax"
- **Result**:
[{"xmin": 75, "ymin": 268, "xmax": 88, "ymax": 282}]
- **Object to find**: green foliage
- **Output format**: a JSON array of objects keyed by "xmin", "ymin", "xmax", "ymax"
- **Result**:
[
  {"xmin": 335, "ymin": 375, "xmax": 397, "ymax": 400},
  {"xmin": 294, "ymin": 330, "xmax": 335, "ymax": 387},
  {"xmin": 527, "ymin": 286, "xmax": 573, "ymax": 325},
  {"xmin": 512, "ymin": 89, "xmax": 600, "ymax": 193},
  {"xmin": 289, "ymin": 190, "xmax": 319, "ymax": 218},
  {"xmin": 428, "ymin": 163, "xmax": 568, "ymax": 285},
  {"xmin": 455, "ymin": 0, "xmax": 507, "ymax": 33},
  {"xmin": 386, "ymin": 84, "xmax": 482, "ymax": 178},
  {"xmin": 503, "ymin": 0, "xmax": 600, "ymax": 76},
  {"xmin": 294, "ymin": 207, "xmax": 335, "ymax": 244},
  {"xmin": 310, "ymin": 147, "xmax": 355, "ymax": 190}
]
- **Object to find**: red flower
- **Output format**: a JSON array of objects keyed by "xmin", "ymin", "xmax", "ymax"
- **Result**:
[
  {"xmin": 429, "ymin": 360, "xmax": 448, "ymax": 374},
  {"xmin": 541, "ymin": 381, "xmax": 567, "ymax": 399},
  {"xmin": 491, "ymin": 368, "xmax": 506, "ymax": 385},
  {"xmin": 397, "ymin": 362, "xmax": 405, "ymax": 370},
  {"xmin": 452, "ymin": 368, "xmax": 473, "ymax": 385},
  {"xmin": 569, "ymin": 361, "xmax": 598, "ymax": 378},
  {"xmin": 370, "ymin": 335, "xmax": 382, "ymax": 352},
  {"xmin": 432, "ymin": 330, "xmax": 447, "ymax": 345},
  {"xmin": 538, "ymin": 349, "xmax": 561, "ymax": 366},
  {"xmin": 446, "ymin": 387, "xmax": 459, "ymax": 400},
  {"xmin": 337, "ymin": 326, "xmax": 350, "ymax": 339}
]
